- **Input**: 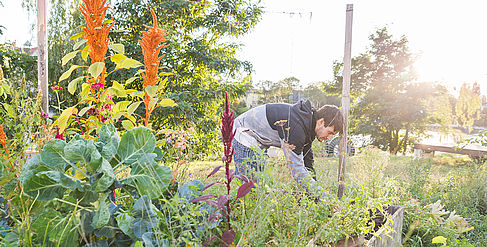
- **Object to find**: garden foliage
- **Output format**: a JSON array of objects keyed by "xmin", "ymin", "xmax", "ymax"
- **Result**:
[{"xmin": 1, "ymin": 1, "xmax": 486, "ymax": 246}]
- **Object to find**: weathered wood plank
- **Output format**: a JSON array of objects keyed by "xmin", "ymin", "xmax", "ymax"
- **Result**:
[
  {"xmin": 414, "ymin": 143, "xmax": 487, "ymax": 157},
  {"xmin": 37, "ymin": 0, "xmax": 49, "ymax": 113},
  {"xmin": 338, "ymin": 3, "xmax": 353, "ymax": 200},
  {"xmin": 367, "ymin": 206, "xmax": 403, "ymax": 247}
]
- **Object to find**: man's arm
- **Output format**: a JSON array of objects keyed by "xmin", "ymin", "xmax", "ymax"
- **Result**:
[
  {"xmin": 303, "ymin": 142, "xmax": 316, "ymax": 180},
  {"xmin": 281, "ymin": 139, "xmax": 324, "ymax": 198}
]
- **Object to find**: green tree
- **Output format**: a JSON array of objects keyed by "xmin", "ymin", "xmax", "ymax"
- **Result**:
[
  {"xmin": 456, "ymin": 82, "xmax": 482, "ymax": 130},
  {"xmin": 0, "ymin": 44, "xmax": 37, "ymax": 88},
  {"xmin": 423, "ymin": 83, "xmax": 455, "ymax": 129},
  {"xmin": 21, "ymin": 0, "xmax": 263, "ymax": 155},
  {"xmin": 46, "ymin": 0, "xmax": 85, "ymax": 109},
  {"xmin": 474, "ymin": 95, "xmax": 487, "ymax": 127},
  {"xmin": 254, "ymin": 76, "xmax": 300, "ymax": 104},
  {"xmin": 302, "ymin": 83, "xmax": 340, "ymax": 108},
  {"xmin": 323, "ymin": 54, "xmax": 372, "ymax": 103},
  {"xmin": 21, "ymin": 0, "xmax": 85, "ymax": 108},
  {"xmin": 108, "ymin": 0, "xmax": 262, "ymax": 154},
  {"xmin": 325, "ymin": 27, "xmax": 445, "ymax": 154},
  {"xmin": 254, "ymin": 79, "xmax": 273, "ymax": 104}
]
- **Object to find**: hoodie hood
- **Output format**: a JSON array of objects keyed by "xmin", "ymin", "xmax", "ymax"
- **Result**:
[{"xmin": 291, "ymin": 100, "xmax": 316, "ymax": 142}]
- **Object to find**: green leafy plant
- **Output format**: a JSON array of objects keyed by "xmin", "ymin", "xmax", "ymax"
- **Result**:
[
  {"xmin": 13, "ymin": 122, "xmax": 213, "ymax": 246},
  {"xmin": 18, "ymin": 125, "xmax": 170, "ymax": 244}
]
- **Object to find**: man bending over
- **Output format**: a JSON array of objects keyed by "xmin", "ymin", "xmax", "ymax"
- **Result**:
[{"xmin": 232, "ymin": 99, "xmax": 343, "ymax": 200}]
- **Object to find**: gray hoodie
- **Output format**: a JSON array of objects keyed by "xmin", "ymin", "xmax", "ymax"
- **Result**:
[{"xmin": 233, "ymin": 100, "xmax": 325, "ymax": 198}]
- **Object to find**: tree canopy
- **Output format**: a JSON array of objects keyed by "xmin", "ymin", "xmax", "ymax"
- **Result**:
[
  {"xmin": 324, "ymin": 27, "xmax": 453, "ymax": 154},
  {"xmin": 456, "ymin": 82, "xmax": 482, "ymax": 130},
  {"xmin": 24, "ymin": 0, "xmax": 263, "ymax": 155}
]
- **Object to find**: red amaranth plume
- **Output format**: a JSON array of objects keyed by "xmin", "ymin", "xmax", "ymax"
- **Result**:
[{"xmin": 221, "ymin": 91, "xmax": 235, "ymax": 164}]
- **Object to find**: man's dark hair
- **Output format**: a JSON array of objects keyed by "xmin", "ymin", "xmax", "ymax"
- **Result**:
[{"xmin": 313, "ymin": 105, "xmax": 344, "ymax": 134}]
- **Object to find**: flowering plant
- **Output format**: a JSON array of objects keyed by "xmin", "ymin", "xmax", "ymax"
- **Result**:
[
  {"xmin": 56, "ymin": 1, "xmax": 176, "ymax": 137},
  {"xmin": 192, "ymin": 92, "xmax": 254, "ymax": 246}
]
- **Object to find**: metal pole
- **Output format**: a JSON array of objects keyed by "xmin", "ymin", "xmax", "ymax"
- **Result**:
[
  {"xmin": 37, "ymin": 0, "xmax": 48, "ymax": 113},
  {"xmin": 337, "ymin": 4, "xmax": 353, "ymax": 200}
]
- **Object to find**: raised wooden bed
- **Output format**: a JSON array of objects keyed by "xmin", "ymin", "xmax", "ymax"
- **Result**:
[
  {"xmin": 330, "ymin": 206, "xmax": 403, "ymax": 247},
  {"xmin": 366, "ymin": 206, "xmax": 404, "ymax": 247},
  {"xmin": 333, "ymin": 235, "xmax": 364, "ymax": 247}
]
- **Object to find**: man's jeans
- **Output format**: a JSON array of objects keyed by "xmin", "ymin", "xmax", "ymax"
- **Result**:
[{"xmin": 232, "ymin": 139, "xmax": 266, "ymax": 182}]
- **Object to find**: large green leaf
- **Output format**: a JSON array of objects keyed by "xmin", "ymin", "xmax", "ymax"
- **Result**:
[
  {"xmin": 127, "ymin": 101, "xmax": 143, "ymax": 116},
  {"xmin": 53, "ymin": 106, "xmax": 77, "ymax": 133},
  {"xmin": 116, "ymin": 213, "xmax": 136, "ymax": 239},
  {"xmin": 81, "ymin": 45, "xmax": 89, "ymax": 61},
  {"xmin": 92, "ymin": 197, "xmax": 110, "ymax": 229},
  {"xmin": 65, "ymin": 136, "xmax": 102, "ymax": 173},
  {"xmin": 115, "ymin": 58, "xmax": 143, "ymax": 70},
  {"xmin": 129, "ymin": 155, "xmax": 172, "ymax": 199},
  {"xmin": 31, "ymin": 208, "xmax": 79, "ymax": 245},
  {"xmin": 158, "ymin": 98, "xmax": 177, "ymax": 107},
  {"xmin": 117, "ymin": 127, "xmax": 156, "ymax": 164},
  {"xmin": 78, "ymin": 105, "xmax": 93, "ymax": 117},
  {"xmin": 67, "ymin": 76, "xmax": 85, "ymax": 95},
  {"xmin": 145, "ymin": 85, "xmax": 158, "ymax": 98},
  {"xmin": 59, "ymin": 65, "xmax": 81, "ymax": 81},
  {"xmin": 89, "ymin": 62, "xmax": 105, "ymax": 78},
  {"xmin": 62, "ymin": 50, "xmax": 80, "ymax": 66},
  {"xmin": 37, "ymin": 171, "xmax": 81, "ymax": 190},
  {"xmin": 93, "ymin": 158, "xmax": 115, "ymax": 192},
  {"xmin": 81, "ymin": 82, "xmax": 90, "ymax": 99},
  {"xmin": 110, "ymin": 54, "xmax": 128, "ymax": 64},
  {"xmin": 73, "ymin": 39, "xmax": 87, "ymax": 50},
  {"xmin": 20, "ymin": 156, "xmax": 66, "ymax": 201},
  {"xmin": 108, "ymin": 81, "xmax": 127, "ymax": 97},
  {"xmin": 113, "ymin": 101, "xmax": 131, "ymax": 113},
  {"xmin": 64, "ymin": 137, "xmax": 96, "ymax": 167},
  {"xmin": 127, "ymin": 90, "xmax": 145, "ymax": 99},
  {"xmin": 109, "ymin": 43, "xmax": 125, "ymax": 54},
  {"xmin": 122, "ymin": 120, "xmax": 135, "ymax": 131},
  {"xmin": 40, "ymin": 139, "xmax": 69, "ymax": 168},
  {"xmin": 97, "ymin": 124, "xmax": 119, "ymax": 161},
  {"xmin": 69, "ymin": 32, "xmax": 84, "ymax": 40},
  {"xmin": 131, "ymin": 195, "xmax": 159, "ymax": 238},
  {"xmin": 176, "ymin": 180, "xmax": 204, "ymax": 202}
]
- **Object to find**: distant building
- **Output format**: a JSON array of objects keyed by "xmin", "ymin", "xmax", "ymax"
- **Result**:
[
  {"xmin": 8, "ymin": 41, "xmax": 38, "ymax": 56},
  {"xmin": 288, "ymin": 90, "xmax": 303, "ymax": 104}
]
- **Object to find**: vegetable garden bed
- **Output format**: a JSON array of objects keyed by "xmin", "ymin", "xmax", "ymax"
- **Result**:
[{"xmin": 366, "ymin": 205, "xmax": 404, "ymax": 247}]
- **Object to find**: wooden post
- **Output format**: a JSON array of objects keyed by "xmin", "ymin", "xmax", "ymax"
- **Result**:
[
  {"xmin": 337, "ymin": 4, "xmax": 353, "ymax": 200},
  {"xmin": 37, "ymin": 0, "xmax": 48, "ymax": 113}
]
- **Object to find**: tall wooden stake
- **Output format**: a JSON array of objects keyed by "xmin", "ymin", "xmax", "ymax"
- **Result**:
[
  {"xmin": 37, "ymin": 0, "xmax": 48, "ymax": 113},
  {"xmin": 337, "ymin": 4, "xmax": 353, "ymax": 200}
]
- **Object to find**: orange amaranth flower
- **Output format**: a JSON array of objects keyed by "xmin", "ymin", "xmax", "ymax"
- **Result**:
[
  {"xmin": 0, "ymin": 125, "xmax": 7, "ymax": 149},
  {"xmin": 139, "ymin": 9, "xmax": 168, "ymax": 126},
  {"xmin": 80, "ymin": 0, "xmax": 113, "ymax": 64},
  {"xmin": 80, "ymin": 0, "xmax": 113, "ymax": 91},
  {"xmin": 139, "ymin": 9, "xmax": 168, "ymax": 88}
]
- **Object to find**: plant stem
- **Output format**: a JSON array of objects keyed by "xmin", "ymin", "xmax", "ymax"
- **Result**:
[
  {"xmin": 225, "ymin": 158, "xmax": 231, "ymax": 231},
  {"xmin": 55, "ymin": 91, "xmax": 61, "ymax": 115}
]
